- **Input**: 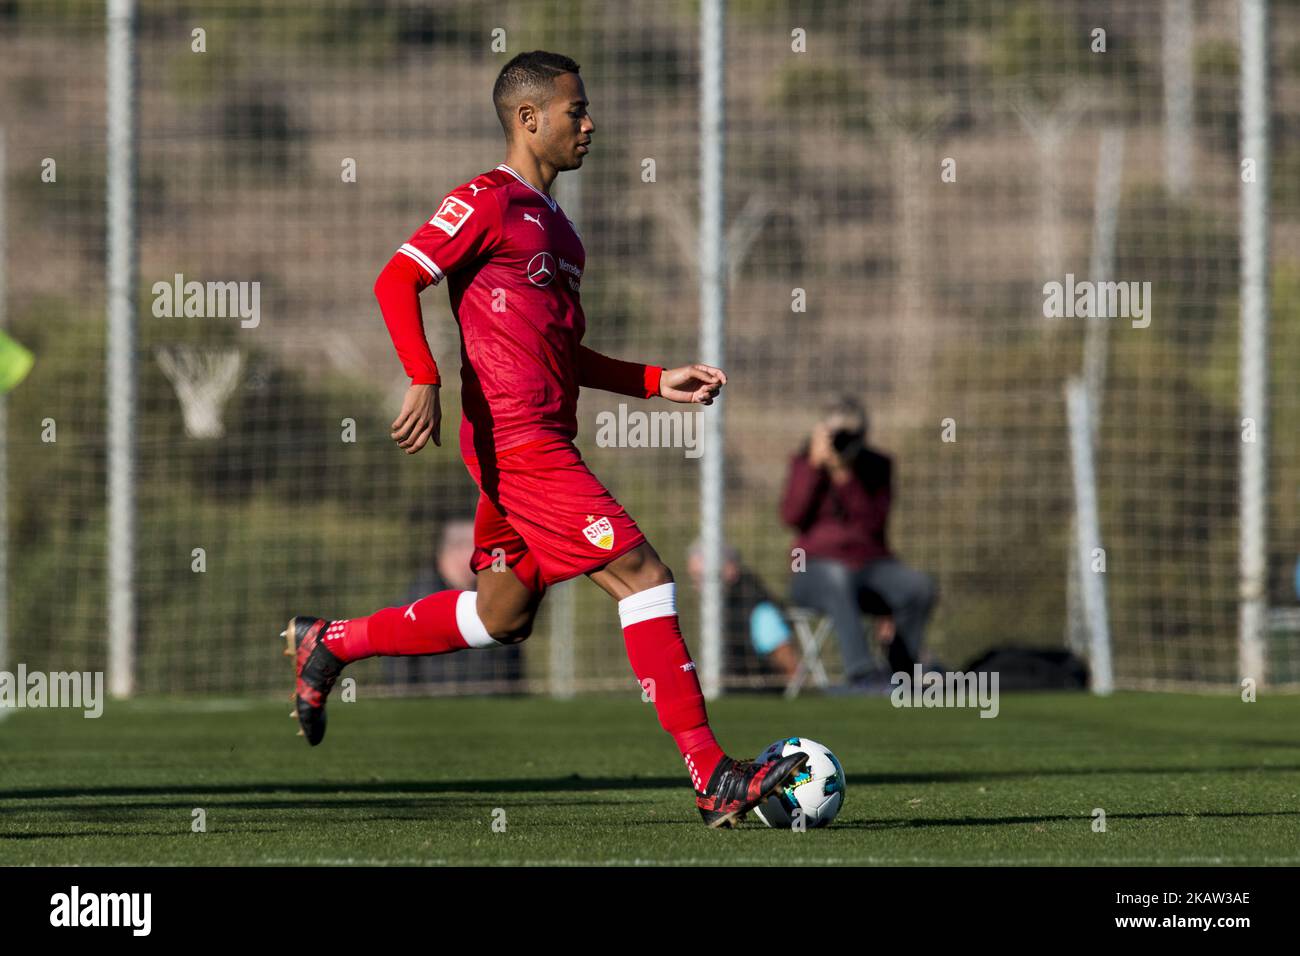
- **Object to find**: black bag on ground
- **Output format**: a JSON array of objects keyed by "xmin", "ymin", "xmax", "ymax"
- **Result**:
[{"xmin": 962, "ymin": 647, "xmax": 1089, "ymax": 691}]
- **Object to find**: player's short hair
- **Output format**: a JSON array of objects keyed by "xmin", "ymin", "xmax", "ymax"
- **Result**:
[{"xmin": 492, "ymin": 50, "xmax": 581, "ymax": 136}]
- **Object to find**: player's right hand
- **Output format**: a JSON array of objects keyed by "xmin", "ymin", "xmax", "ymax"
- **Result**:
[{"xmin": 391, "ymin": 383, "xmax": 441, "ymax": 454}]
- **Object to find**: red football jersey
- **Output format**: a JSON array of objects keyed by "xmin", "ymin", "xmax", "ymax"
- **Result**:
[{"xmin": 394, "ymin": 164, "xmax": 656, "ymax": 460}]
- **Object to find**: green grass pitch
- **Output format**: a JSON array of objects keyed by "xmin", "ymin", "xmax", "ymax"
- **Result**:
[{"xmin": 2, "ymin": 692, "xmax": 1298, "ymax": 866}]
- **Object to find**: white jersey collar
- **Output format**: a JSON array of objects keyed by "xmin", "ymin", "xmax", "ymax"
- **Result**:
[{"xmin": 496, "ymin": 164, "xmax": 558, "ymax": 212}]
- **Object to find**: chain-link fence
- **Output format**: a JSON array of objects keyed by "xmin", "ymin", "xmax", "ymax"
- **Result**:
[{"xmin": 2, "ymin": 0, "xmax": 1299, "ymax": 695}]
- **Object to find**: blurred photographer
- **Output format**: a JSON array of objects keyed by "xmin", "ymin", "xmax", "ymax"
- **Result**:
[{"xmin": 780, "ymin": 396, "xmax": 937, "ymax": 692}]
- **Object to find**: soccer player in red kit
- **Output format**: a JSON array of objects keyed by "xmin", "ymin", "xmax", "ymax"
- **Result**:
[{"xmin": 282, "ymin": 50, "xmax": 806, "ymax": 827}]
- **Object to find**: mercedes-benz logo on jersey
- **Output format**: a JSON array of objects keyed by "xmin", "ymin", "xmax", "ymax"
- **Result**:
[{"xmin": 527, "ymin": 252, "xmax": 556, "ymax": 287}]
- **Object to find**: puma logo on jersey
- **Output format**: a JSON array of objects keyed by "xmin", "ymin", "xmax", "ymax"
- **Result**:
[
  {"xmin": 467, "ymin": 182, "xmax": 484, "ymax": 196},
  {"xmin": 431, "ymin": 196, "xmax": 474, "ymax": 236},
  {"xmin": 523, "ymin": 212, "xmax": 545, "ymax": 231}
]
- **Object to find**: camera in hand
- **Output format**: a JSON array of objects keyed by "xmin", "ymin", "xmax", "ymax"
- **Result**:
[{"xmin": 831, "ymin": 427, "xmax": 865, "ymax": 459}]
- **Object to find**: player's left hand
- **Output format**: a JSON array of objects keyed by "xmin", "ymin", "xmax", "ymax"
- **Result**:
[
  {"xmin": 659, "ymin": 364, "xmax": 727, "ymax": 405},
  {"xmin": 391, "ymin": 383, "xmax": 441, "ymax": 454}
]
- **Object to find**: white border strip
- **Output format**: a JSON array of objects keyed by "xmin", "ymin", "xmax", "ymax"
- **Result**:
[
  {"xmin": 618, "ymin": 582, "xmax": 677, "ymax": 629},
  {"xmin": 456, "ymin": 591, "xmax": 497, "ymax": 648},
  {"xmin": 398, "ymin": 243, "xmax": 444, "ymax": 283}
]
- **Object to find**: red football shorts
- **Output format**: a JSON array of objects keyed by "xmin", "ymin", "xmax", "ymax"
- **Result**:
[{"xmin": 464, "ymin": 437, "xmax": 647, "ymax": 587}]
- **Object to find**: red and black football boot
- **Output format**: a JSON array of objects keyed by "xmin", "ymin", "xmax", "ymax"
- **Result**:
[
  {"xmin": 696, "ymin": 752, "xmax": 809, "ymax": 828},
  {"xmin": 281, "ymin": 616, "xmax": 343, "ymax": 746}
]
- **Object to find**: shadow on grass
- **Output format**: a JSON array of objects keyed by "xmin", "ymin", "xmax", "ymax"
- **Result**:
[
  {"xmin": 831, "ymin": 809, "xmax": 1300, "ymax": 829},
  {"xmin": 0, "ymin": 826, "xmax": 286, "ymax": 840},
  {"xmin": 6, "ymin": 759, "xmax": 1300, "ymax": 807}
]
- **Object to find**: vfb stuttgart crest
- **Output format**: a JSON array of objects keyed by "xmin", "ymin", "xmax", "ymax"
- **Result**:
[{"xmin": 582, "ymin": 514, "xmax": 615, "ymax": 551}]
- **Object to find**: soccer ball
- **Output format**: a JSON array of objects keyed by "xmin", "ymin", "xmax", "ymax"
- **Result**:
[{"xmin": 753, "ymin": 737, "xmax": 845, "ymax": 829}]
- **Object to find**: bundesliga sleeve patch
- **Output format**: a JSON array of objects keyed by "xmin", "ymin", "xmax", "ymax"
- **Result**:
[{"xmin": 430, "ymin": 195, "xmax": 475, "ymax": 236}]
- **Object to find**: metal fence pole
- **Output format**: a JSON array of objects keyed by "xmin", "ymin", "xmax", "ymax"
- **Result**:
[
  {"xmin": 107, "ymin": 0, "xmax": 138, "ymax": 697},
  {"xmin": 1162, "ymin": 0, "xmax": 1194, "ymax": 196},
  {"xmin": 549, "ymin": 172, "xmax": 582, "ymax": 701},
  {"xmin": 0, "ymin": 128, "xmax": 8, "ymax": 677},
  {"xmin": 1067, "ymin": 127, "xmax": 1125, "ymax": 658},
  {"xmin": 1238, "ymin": 0, "xmax": 1271, "ymax": 686},
  {"xmin": 698, "ymin": 0, "xmax": 727, "ymax": 699},
  {"xmin": 1067, "ymin": 379, "xmax": 1113, "ymax": 694}
]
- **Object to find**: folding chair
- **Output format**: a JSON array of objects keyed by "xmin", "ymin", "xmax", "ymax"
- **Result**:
[{"xmin": 784, "ymin": 607, "xmax": 833, "ymax": 698}]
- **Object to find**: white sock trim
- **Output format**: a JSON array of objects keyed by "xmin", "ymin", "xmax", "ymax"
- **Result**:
[
  {"xmin": 618, "ymin": 582, "xmax": 677, "ymax": 629},
  {"xmin": 456, "ymin": 590, "xmax": 497, "ymax": 648}
]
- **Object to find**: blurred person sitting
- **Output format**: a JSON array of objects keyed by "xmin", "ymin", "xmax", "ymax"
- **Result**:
[
  {"xmin": 383, "ymin": 519, "xmax": 524, "ymax": 692},
  {"xmin": 780, "ymin": 396, "xmax": 937, "ymax": 692},
  {"xmin": 686, "ymin": 538, "xmax": 800, "ymax": 691}
]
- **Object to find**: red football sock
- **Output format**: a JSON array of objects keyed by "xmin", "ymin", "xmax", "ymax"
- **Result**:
[
  {"xmin": 324, "ymin": 590, "xmax": 485, "ymax": 664},
  {"xmin": 618, "ymin": 583, "xmax": 725, "ymax": 792}
]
